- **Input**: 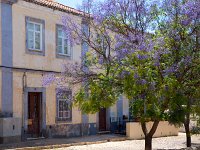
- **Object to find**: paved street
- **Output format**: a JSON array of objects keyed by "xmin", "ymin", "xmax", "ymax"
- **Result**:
[
  {"xmin": 1, "ymin": 133, "xmax": 200, "ymax": 150},
  {"xmin": 54, "ymin": 133, "xmax": 200, "ymax": 150}
]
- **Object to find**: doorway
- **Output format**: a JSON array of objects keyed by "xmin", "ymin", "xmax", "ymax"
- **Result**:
[
  {"xmin": 99, "ymin": 108, "xmax": 107, "ymax": 131},
  {"xmin": 28, "ymin": 92, "xmax": 42, "ymax": 137}
]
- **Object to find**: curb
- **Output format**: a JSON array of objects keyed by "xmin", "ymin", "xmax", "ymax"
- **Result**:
[{"xmin": 13, "ymin": 137, "xmax": 128, "ymax": 150}]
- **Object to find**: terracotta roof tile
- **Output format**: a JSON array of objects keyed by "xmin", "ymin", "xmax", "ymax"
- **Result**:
[{"xmin": 23, "ymin": 0, "xmax": 84, "ymax": 15}]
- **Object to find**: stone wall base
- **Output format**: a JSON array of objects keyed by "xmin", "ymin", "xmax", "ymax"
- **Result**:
[
  {"xmin": 0, "ymin": 136, "xmax": 21, "ymax": 144},
  {"xmin": 47, "ymin": 123, "xmax": 97, "ymax": 138}
]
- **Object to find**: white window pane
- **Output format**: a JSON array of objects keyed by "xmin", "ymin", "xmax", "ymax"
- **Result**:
[
  {"xmin": 28, "ymin": 31, "xmax": 34, "ymax": 49},
  {"xmin": 58, "ymin": 46, "xmax": 62, "ymax": 54},
  {"xmin": 35, "ymin": 24, "xmax": 41, "ymax": 32},
  {"xmin": 58, "ymin": 29, "xmax": 63, "ymax": 37},
  {"xmin": 64, "ymin": 39, "xmax": 69, "ymax": 55},
  {"xmin": 28, "ymin": 31, "xmax": 34, "ymax": 40},
  {"xmin": 58, "ymin": 38, "xmax": 62, "ymax": 46},
  {"xmin": 27, "ymin": 22, "xmax": 34, "ymax": 30},
  {"xmin": 35, "ymin": 32, "xmax": 41, "ymax": 50},
  {"xmin": 57, "ymin": 38, "xmax": 63, "ymax": 54},
  {"xmin": 35, "ymin": 41, "xmax": 41, "ymax": 50},
  {"xmin": 64, "ymin": 39, "xmax": 68, "ymax": 47},
  {"xmin": 28, "ymin": 40, "xmax": 34, "ymax": 49},
  {"xmin": 64, "ymin": 46, "xmax": 69, "ymax": 55}
]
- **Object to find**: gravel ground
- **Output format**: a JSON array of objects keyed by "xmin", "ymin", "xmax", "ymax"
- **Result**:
[{"xmin": 54, "ymin": 133, "xmax": 200, "ymax": 150}]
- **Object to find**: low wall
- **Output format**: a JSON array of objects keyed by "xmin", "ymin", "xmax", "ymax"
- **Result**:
[
  {"xmin": 0, "ymin": 118, "xmax": 21, "ymax": 144},
  {"xmin": 126, "ymin": 121, "xmax": 178, "ymax": 139}
]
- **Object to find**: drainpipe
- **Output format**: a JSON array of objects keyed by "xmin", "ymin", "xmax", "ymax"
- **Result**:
[{"xmin": 22, "ymin": 72, "xmax": 27, "ymax": 140}]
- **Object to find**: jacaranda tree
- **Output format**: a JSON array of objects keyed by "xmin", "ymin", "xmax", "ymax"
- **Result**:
[{"xmin": 151, "ymin": 0, "xmax": 200, "ymax": 147}]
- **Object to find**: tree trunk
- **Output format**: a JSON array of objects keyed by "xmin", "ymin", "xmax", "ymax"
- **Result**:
[
  {"xmin": 145, "ymin": 135, "xmax": 152, "ymax": 150},
  {"xmin": 141, "ymin": 121, "xmax": 160, "ymax": 150},
  {"xmin": 184, "ymin": 115, "xmax": 191, "ymax": 147},
  {"xmin": 184, "ymin": 99, "xmax": 191, "ymax": 147}
]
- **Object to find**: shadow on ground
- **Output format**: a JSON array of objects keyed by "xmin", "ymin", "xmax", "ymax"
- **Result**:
[{"xmin": 0, "ymin": 134, "xmax": 126, "ymax": 150}]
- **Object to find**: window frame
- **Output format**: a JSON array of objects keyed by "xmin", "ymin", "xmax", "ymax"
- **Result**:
[
  {"xmin": 57, "ymin": 99, "xmax": 71, "ymax": 119},
  {"xmin": 27, "ymin": 21, "xmax": 43, "ymax": 51},
  {"xmin": 56, "ymin": 24, "xmax": 72, "ymax": 59},
  {"xmin": 56, "ymin": 90, "xmax": 72, "ymax": 122},
  {"xmin": 25, "ymin": 16, "xmax": 45, "ymax": 56}
]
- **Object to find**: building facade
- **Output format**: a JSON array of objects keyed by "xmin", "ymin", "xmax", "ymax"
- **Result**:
[{"xmin": 0, "ymin": 0, "xmax": 129, "ymax": 143}]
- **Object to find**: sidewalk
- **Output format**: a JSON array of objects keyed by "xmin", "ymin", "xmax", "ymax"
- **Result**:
[{"xmin": 0, "ymin": 134, "xmax": 127, "ymax": 150}]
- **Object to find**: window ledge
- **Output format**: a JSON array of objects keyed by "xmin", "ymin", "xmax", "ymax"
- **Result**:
[
  {"xmin": 56, "ymin": 53, "xmax": 71, "ymax": 59},
  {"xmin": 28, "ymin": 49, "xmax": 43, "ymax": 52},
  {"xmin": 26, "ymin": 48, "xmax": 45, "ymax": 56},
  {"xmin": 55, "ymin": 118, "xmax": 72, "ymax": 123},
  {"xmin": 58, "ymin": 53, "xmax": 71, "ymax": 57}
]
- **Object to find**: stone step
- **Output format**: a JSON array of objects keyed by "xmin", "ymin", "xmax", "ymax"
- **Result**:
[
  {"xmin": 97, "ymin": 131, "xmax": 111, "ymax": 134},
  {"xmin": 26, "ymin": 137, "xmax": 45, "ymax": 141}
]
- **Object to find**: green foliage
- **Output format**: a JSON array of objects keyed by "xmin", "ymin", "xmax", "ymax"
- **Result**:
[
  {"xmin": 191, "ymin": 126, "xmax": 200, "ymax": 135},
  {"xmin": 74, "ymin": 77, "xmax": 121, "ymax": 114},
  {"xmin": 168, "ymin": 93, "xmax": 188, "ymax": 127}
]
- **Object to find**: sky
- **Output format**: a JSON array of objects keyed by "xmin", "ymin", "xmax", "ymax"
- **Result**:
[{"xmin": 57, "ymin": 0, "xmax": 83, "ymax": 9}]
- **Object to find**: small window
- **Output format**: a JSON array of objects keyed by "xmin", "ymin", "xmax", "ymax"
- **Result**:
[
  {"xmin": 58, "ymin": 99, "xmax": 71, "ymax": 119},
  {"xmin": 25, "ymin": 17, "xmax": 45, "ymax": 56},
  {"xmin": 27, "ymin": 21, "xmax": 43, "ymax": 51},
  {"xmin": 56, "ymin": 90, "xmax": 72, "ymax": 121},
  {"xmin": 56, "ymin": 25, "xmax": 71, "ymax": 56}
]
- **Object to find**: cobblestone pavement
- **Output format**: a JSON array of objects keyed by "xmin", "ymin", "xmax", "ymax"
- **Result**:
[{"xmin": 54, "ymin": 133, "xmax": 200, "ymax": 150}]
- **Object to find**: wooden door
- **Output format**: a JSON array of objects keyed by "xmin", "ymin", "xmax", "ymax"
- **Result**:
[
  {"xmin": 99, "ymin": 108, "xmax": 107, "ymax": 131},
  {"xmin": 28, "ymin": 92, "xmax": 41, "ymax": 137}
]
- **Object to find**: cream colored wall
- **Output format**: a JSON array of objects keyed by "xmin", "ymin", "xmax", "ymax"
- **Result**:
[
  {"xmin": 11, "ymin": 1, "xmax": 83, "ymax": 126},
  {"xmin": 126, "ymin": 121, "xmax": 179, "ymax": 140},
  {"xmin": 89, "ymin": 114, "xmax": 97, "ymax": 123},
  {"xmin": 12, "ymin": 1, "xmax": 82, "ymax": 72},
  {"xmin": 12, "ymin": 72, "xmax": 23, "ymax": 119},
  {"xmin": 13, "ymin": 71, "xmax": 82, "ymax": 126}
]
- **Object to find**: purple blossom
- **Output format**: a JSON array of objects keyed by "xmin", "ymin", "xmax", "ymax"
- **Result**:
[
  {"xmin": 181, "ymin": 1, "xmax": 200, "ymax": 26},
  {"xmin": 119, "ymin": 70, "xmax": 130, "ymax": 78},
  {"xmin": 42, "ymin": 73, "xmax": 56, "ymax": 86},
  {"xmin": 154, "ymin": 60, "xmax": 160, "ymax": 67},
  {"xmin": 141, "ymin": 79, "xmax": 147, "ymax": 85},
  {"xmin": 138, "ymin": 43, "xmax": 146, "ymax": 51},
  {"xmin": 137, "ymin": 79, "xmax": 147, "ymax": 85},
  {"xmin": 181, "ymin": 19, "xmax": 191, "ymax": 26},
  {"xmin": 115, "ymin": 48, "xmax": 132, "ymax": 60},
  {"xmin": 174, "ymin": 35, "xmax": 181, "ymax": 41},
  {"xmin": 137, "ymin": 54, "xmax": 148, "ymax": 60},
  {"xmin": 134, "ymin": 73, "xmax": 139, "ymax": 79},
  {"xmin": 150, "ymin": 81, "xmax": 156, "ymax": 90},
  {"xmin": 121, "ymin": 48, "xmax": 129, "ymax": 54},
  {"xmin": 98, "ymin": 56, "xmax": 104, "ymax": 65},
  {"xmin": 140, "ymin": 93, "xmax": 146, "ymax": 99},
  {"xmin": 56, "ymin": 88, "xmax": 72, "ymax": 100},
  {"xmin": 163, "ymin": 64, "xmax": 178, "ymax": 76}
]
